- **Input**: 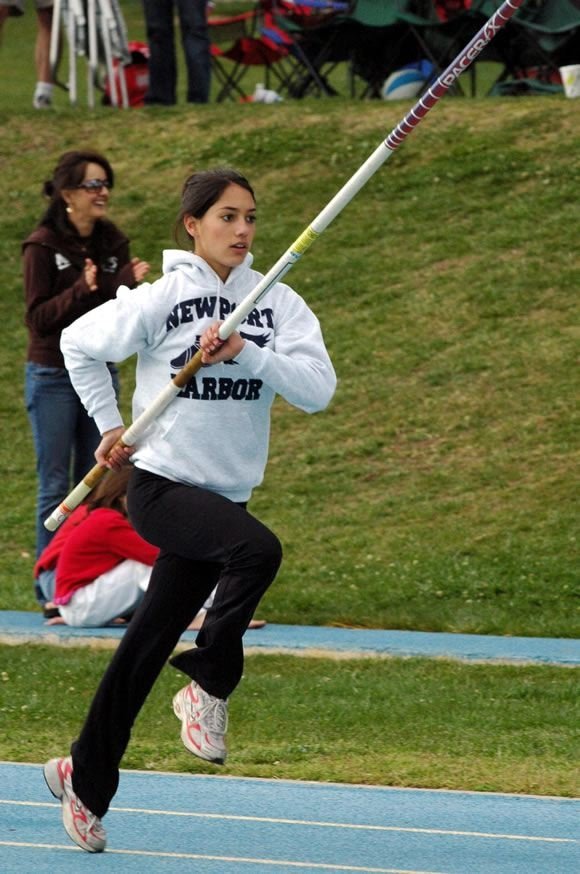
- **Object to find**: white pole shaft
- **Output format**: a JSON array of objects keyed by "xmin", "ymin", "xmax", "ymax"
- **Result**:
[
  {"xmin": 49, "ymin": 0, "xmax": 61, "ymax": 79},
  {"xmin": 87, "ymin": 0, "xmax": 97, "ymax": 109},
  {"xmin": 99, "ymin": 1, "xmax": 117, "ymax": 107},
  {"xmin": 117, "ymin": 64, "xmax": 130, "ymax": 109},
  {"xmin": 67, "ymin": 8, "xmax": 77, "ymax": 105},
  {"xmin": 71, "ymin": 0, "xmax": 86, "ymax": 56},
  {"xmin": 122, "ymin": 383, "xmax": 181, "ymax": 445},
  {"xmin": 44, "ymin": 480, "xmax": 94, "ymax": 531},
  {"xmin": 218, "ymin": 0, "xmax": 526, "ymax": 339}
]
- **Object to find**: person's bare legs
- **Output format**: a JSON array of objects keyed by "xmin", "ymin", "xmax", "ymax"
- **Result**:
[
  {"xmin": 36, "ymin": 7, "xmax": 52, "ymax": 80},
  {"xmin": 33, "ymin": 7, "xmax": 54, "ymax": 108},
  {"xmin": 0, "ymin": 6, "xmax": 11, "ymax": 42}
]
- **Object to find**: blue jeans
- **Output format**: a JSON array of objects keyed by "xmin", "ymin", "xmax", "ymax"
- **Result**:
[
  {"xmin": 24, "ymin": 362, "xmax": 119, "ymax": 571},
  {"xmin": 36, "ymin": 569, "xmax": 56, "ymax": 605},
  {"xmin": 143, "ymin": 0, "xmax": 210, "ymax": 104}
]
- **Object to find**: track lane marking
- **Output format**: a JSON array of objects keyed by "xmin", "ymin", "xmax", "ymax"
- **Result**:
[
  {"xmin": 0, "ymin": 840, "xmax": 447, "ymax": 872},
  {"xmin": 0, "ymin": 799, "xmax": 576, "ymax": 844}
]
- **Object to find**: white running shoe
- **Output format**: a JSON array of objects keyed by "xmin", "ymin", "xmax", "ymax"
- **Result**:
[
  {"xmin": 33, "ymin": 93, "xmax": 52, "ymax": 110},
  {"xmin": 44, "ymin": 756, "xmax": 107, "ymax": 853},
  {"xmin": 173, "ymin": 680, "xmax": 228, "ymax": 764}
]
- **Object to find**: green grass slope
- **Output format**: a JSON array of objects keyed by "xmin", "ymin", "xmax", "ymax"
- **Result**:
[
  {"xmin": 0, "ymin": 66, "xmax": 577, "ymax": 637},
  {"xmin": 2, "ymin": 646, "xmax": 578, "ymax": 796}
]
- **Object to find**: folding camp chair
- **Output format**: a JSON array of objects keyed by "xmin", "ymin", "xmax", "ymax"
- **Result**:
[
  {"xmin": 208, "ymin": 6, "xmax": 304, "ymax": 101},
  {"xmin": 208, "ymin": 11, "xmax": 257, "ymax": 102},
  {"xmin": 261, "ymin": 1, "xmax": 351, "ymax": 96},
  {"xmin": 340, "ymin": 0, "xmax": 427, "ymax": 98},
  {"xmin": 498, "ymin": 0, "xmax": 580, "ymax": 80},
  {"xmin": 274, "ymin": 0, "xmax": 352, "ymax": 27},
  {"xmin": 392, "ymin": 0, "xmax": 481, "ymax": 96},
  {"xmin": 280, "ymin": 0, "xmax": 340, "ymax": 12},
  {"xmin": 472, "ymin": 0, "xmax": 580, "ymax": 93},
  {"xmin": 434, "ymin": 0, "xmax": 473, "ymax": 23},
  {"xmin": 50, "ymin": 0, "xmax": 131, "ymax": 107}
]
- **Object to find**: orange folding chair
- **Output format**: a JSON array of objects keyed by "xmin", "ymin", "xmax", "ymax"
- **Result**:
[
  {"xmin": 208, "ymin": 11, "xmax": 259, "ymax": 102},
  {"xmin": 208, "ymin": 7, "xmax": 296, "ymax": 101}
]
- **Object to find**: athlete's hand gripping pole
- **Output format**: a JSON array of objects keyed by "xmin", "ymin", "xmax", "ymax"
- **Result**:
[
  {"xmin": 43, "ymin": 350, "xmax": 206, "ymax": 531},
  {"xmin": 44, "ymin": 0, "xmax": 526, "ymax": 532}
]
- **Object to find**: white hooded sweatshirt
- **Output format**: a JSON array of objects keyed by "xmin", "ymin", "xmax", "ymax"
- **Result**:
[{"xmin": 60, "ymin": 251, "xmax": 336, "ymax": 503}]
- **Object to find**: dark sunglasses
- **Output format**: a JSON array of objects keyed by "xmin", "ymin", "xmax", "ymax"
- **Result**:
[{"xmin": 76, "ymin": 179, "xmax": 112, "ymax": 192}]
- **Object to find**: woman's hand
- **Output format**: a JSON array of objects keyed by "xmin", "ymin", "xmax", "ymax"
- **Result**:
[
  {"xmin": 200, "ymin": 321, "xmax": 245, "ymax": 365},
  {"xmin": 84, "ymin": 258, "xmax": 98, "ymax": 291},
  {"xmin": 95, "ymin": 426, "xmax": 135, "ymax": 469},
  {"xmin": 131, "ymin": 256, "xmax": 150, "ymax": 283}
]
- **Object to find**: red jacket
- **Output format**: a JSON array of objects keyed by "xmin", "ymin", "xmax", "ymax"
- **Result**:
[
  {"xmin": 35, "ymin": 506, "xmax": 159, "ymax": 605},
  {"xmin": 34, "ymin": 505, "xmax": 90, "ymax": 575}
]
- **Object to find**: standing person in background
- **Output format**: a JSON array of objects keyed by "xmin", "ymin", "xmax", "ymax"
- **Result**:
[
  {"xmin": 142, "ymin": 0, "xmax": 211, "ymax": 105},
  {"xmin": 43, "ymin": 166, "xmax": 336, "ymax": 853},
  {"xmin": 23, "ymin": 150, "xmax": 150, "ymax": 594},
  {"xmin": 0, "ymin": 0, "xmax": 55, "ymax": 108}
]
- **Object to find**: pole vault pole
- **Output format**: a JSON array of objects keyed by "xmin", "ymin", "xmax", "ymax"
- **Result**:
[{"xmin": 45, "ymin": 0, "xmax": 527, "ymax": 532}]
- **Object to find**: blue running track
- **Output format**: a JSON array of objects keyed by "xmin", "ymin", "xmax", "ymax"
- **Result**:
[
  {"xmin": 1, "ymin": 612, "xmax": 578, "ymax": 871},
  {"xmin": 1, "ymin": 763, "xmax": 579, "ymax": 873},
  {"xmin": 0, "ymin": 611, "xmax": 578, "ymax": 666}
]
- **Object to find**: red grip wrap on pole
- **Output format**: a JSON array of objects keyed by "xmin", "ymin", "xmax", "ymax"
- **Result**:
[{"xmin": 385, "ymin": 0, "xmax": 526, "ymax": 152}]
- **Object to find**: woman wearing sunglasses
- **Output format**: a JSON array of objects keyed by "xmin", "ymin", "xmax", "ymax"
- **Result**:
[{"xmin": 23, "ymin": 150, "xmax": 150, "ymax": 602}]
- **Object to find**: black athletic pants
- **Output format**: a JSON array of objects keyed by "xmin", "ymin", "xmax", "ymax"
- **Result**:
[{"xmin": 71, "ymin": 467, "xmax": 282, "ymax": 817}]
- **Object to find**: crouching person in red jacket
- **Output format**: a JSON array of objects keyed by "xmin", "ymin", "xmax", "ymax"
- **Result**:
[{"xmin": 35, "ymin": 465, "xmax": 159, "ymax": 627}]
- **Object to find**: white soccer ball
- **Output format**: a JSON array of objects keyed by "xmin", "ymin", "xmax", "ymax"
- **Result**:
[{"xmin": 381, "ymin": 67, "xmax": 427, "ymax": 101}]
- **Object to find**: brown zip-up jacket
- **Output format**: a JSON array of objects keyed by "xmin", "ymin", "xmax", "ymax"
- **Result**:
[{"xmin": 23, "ymin": 221, "xmax": 136, "ymax": 367}]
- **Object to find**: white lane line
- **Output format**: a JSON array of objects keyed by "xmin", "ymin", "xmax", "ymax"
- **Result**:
[
  {"xmin": 0, "ymin": 799, "xmax": 576, "ymax": 844},
  {"xmin": 0, "ymin": 840, "xmax": 447, "ymax": 873}
]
